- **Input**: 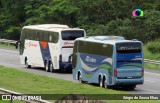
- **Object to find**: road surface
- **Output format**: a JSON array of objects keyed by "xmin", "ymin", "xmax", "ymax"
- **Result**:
[{"xmin": 0, "ymin": 47, "xmax": 160, "ymax": 94}]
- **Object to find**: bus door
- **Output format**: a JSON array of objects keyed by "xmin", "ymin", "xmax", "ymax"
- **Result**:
[{"xmin": 116, "ymin": 42, "xmax": 143, "ymax": 79}]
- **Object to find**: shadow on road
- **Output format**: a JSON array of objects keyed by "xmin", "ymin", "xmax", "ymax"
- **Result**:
[
  {"xmin": 87, "ymin": 83, "xmax": 138, "ymax": 91},
  {"xmin": 24, "ymin": 66, "xmax": 72, "ymax": 74}
]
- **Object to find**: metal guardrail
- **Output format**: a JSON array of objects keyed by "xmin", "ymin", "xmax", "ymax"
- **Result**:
[
  {"xmin": 0, "ymin": 88, "xmax": 52, "ymax": 103},
  {"xmin": 0, "ymin": 39, "xmax": 17, "ymax": 45},
  {"xmin": 144, "ymin": 59, "xmax": 160, "ymax": 65}
]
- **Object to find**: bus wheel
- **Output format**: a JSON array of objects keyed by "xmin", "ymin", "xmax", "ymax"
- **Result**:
[
  {"xmin": 103, "ymin": 77, "xmax": 108, "ymax": 89},
  {"xmin": 49, "ymin": 61, "xmax": 54, "ymax": 72},
  {"xmin": 25, "ymin": 58, "xmax": 31, "ymax": 68},
  {"xmin": 130, "ymin": 85, "xmax": 136, "ymax": 90},
  {"xmin": 78, "ymin": 72, "xmax": 83, "ymax": 83},
  {"xmin": 99, "ymin": 76, "xmax": 103, "ymax": 87},
  {"xmin": 45, "ymin": 60, "xmax": 50, "ymax": 72}
]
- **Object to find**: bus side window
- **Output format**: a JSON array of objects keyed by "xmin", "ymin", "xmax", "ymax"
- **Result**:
[
  {"xmin": 26, "ymin": 30, "xmax": 29, "ymax": 40},
  {"xmin": 72, "ymin": 41, "xmax": 78, "ymax": 68},
  {"xmin": 30, "ymin": 30, "xmax": 34, "ymax": 40},
  {"xmin": 35, "ymin": 31, "xmax": 38, "ymax": 41},
  {"xmin": 44, "ymin": 31, "xmax": 49, "ymax": 42},
  {"xmin": 38, "ymin": 31, "xmax": 43, "ymax": 41},
  {"xmin": 78, "ymin": 41, "xmax": 89, "ymax": 54},
  {"xmin": 49, "ymin": 32, "xmax": 59, "ymax": 43},
  {"xmin": 49, "ymin": 33, "xmax": 52, "ymax": 42},
  {"xmin": 53, "ymin": 32, "xmax": 59, "ymax": 43}
]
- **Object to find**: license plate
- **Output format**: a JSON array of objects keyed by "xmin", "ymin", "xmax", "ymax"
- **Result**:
[{"xmin": 127, "ymin": 76, "xmax": 133, "ymax": 79}]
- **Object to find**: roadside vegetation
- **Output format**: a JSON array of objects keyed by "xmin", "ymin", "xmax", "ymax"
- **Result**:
[
  {"xmin": 0, "ymin": 43, "xmax": 15, "ymax": 49},
  {"xmin": 0, "ymin": 101, "xmax": 25, "ymax": 103},
  {"xmin": 144, "ymin": 39, "xmax": 160, "ymax": 70},
  {"xmin": 0, "ymin": 0, "xmax": 159, "ymax": 43},
  {"xmin": 0, "ymin": 66, "xmax": 159, "ymax": 103},
  {"xmin": 144, "ymin": 39, "xmax": 160, "ymax": 60}
]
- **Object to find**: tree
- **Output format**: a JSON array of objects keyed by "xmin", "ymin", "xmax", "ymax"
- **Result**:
[{"xmin": 0, "ymin": 0, "xmax": 159, "ymax": 42}]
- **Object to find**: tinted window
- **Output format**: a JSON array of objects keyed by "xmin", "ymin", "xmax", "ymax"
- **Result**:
[
  {"xmin": 116, "ymin": 42, "xmax": 141, "ymax": 53},
  {"xmin": 61, "ymin": 30, "xmax": 84, "ymax": 40},
  {"xmin": 72, "ymin": 41, "xmax": 78, "ymax": 68},
  {"xmin": 78, "ymin": 41, "xmax": 113, "ymax": 57},
  {"xmin": 49, "ymin": 32, "xmax": 59, "ymax": 43},
  {"xmin": 43, "ymin": 31, "xmax": 49, "ymax": 42}
]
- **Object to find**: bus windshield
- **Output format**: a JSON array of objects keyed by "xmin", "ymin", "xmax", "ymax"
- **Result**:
[
  {"xmin": 116, "ymin": 42, "xmax": 141, "ymax": 54},
  {"xmin": 61, "ymin": 30, "xmax": 84, "ymax": 40}
]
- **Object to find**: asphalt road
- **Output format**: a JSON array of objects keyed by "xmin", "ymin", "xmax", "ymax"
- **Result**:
[{"xmin": 0, "ymin": 47, "xmax": 160, "ymax": 94}]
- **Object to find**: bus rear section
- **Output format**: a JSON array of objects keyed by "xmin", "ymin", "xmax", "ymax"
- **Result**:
[
  {"xmin": 114, "ymin": 42, "xmax": 144, "ymax": 88},
  {"xmin": 59, "ymin": 30, "xmax": 85, "ymax": 71}
]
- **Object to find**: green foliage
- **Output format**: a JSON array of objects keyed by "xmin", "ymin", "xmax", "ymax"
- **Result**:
[
  {"xmin": 144, "ymin": 39, "xmax": 160, "ymax": 60},
  {"xmin": 4, "ymin": 26, "xmax": 21, "ymax": 40},
  {"xmin": 0, "ymin": 0, "xmax": 159, "ymax": 42},
  {"xmin": 145, "ymin": 63, "xmax": 160, "ymax": 71},
  {"xmin": 146, "ymin": 39, "xmax": 160, "ymax": 54}
]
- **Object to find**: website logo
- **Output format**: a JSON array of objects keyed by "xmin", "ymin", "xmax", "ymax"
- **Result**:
[
  {"xmin": 132, "ymin": 9, "xmax": 144, "ymax": 17},
  {"xmin": 1, "ymin": 94, "xmax": 42, "ymax": 101},
  {"xmin": 2, "ymin": 95, "xmax": 11, "ymax": 100}
]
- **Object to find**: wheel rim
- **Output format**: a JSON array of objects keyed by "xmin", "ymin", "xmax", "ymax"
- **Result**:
[
  {"xmin": 104, "ymin": 78, "xmax": 107, "ymax": 88},
  {"xmin": 99, "ymin": 77, "xmax": 103, "ymax": 87},
  {"xmin": 50, "ymin": 63, "xmax": 53, "ymax": 72},
  {"xmin": 45, "ymin": 61, "xmax": 49, "ymax": 71},
  {"xmin": 78, "ymin": 74, "xmax": 82, "ymax": 83}
]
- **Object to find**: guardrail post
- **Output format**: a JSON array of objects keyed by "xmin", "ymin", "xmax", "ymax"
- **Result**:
[{"xmin": 9, "ymin": 94, "xmax": 13, "ymax": 103}]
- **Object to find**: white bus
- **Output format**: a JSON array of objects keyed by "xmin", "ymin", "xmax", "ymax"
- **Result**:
[{"xmin": 19, "ymin": 24, "xmax": 86, "ymax": 72}]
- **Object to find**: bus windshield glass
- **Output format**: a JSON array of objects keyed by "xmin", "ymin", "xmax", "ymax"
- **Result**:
[
  {"xmin": 61, "ymin": 30, "xmax": 84, "ymax": 40},
  {"xmin": 116, "ymin": 42, "xmax": 141, "ymax": 53}
]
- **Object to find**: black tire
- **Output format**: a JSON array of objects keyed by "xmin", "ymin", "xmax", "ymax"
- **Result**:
[
  {"xmin": 49, "ymin": 61, "xmax": 54, "ymax": 72},
  {"xmin": 45, "ymin": 60, "xmax": 50, "ymax": 72},
  {"xmin": 99, "ymin": 76, "xmax": 103, "ymax": 87},
  {"xmin": 25, "ymin": 58, "xmax": 31, "ymax": 68},
  {"xmin": 130, "ymin": 85, "xmax": 136, "ymax": 90},
  {"xmin": 78, "ymin": 72, "xmax": 83, "ymax": 83},
  {"xmin": 103, "ymin": 77, "xmax": 107, "ymax": 88}
]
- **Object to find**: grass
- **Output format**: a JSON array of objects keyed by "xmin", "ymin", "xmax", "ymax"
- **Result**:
[
  {"xmin": 144, "ymin": 40, "xmax": 160, "ymax": 71},
  {"xmin": 144, "ymin": 46, "xmax": 160, "ymax": 61},
  {"xmin": 145, "ymin": 63, "xmax": 160, "ymax": 70},
  {"xmin": 0, "ymin": 101, "xmax": 25, "ymax": 103},
  {"xmin": 0, "ymin": 43, "xmax": 15, "ymax": 49},
  {"xmin": 0, "ymin": 66, "xmax": 159, "ymax": 103}
]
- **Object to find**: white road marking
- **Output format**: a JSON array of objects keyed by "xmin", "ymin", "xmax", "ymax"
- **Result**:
[
  {"xmin": 145, "ymin": 71, "xmax": 160, "ymax": 76},
  {"xmin": 144, "ymin": 79, "xmax": 155, "ymax": 83},
  {"xmin": 139, "ymin": 87, "xmax": 160, "ymax": 93}
]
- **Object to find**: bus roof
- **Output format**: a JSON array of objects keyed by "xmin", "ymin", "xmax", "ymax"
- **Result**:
[
  {"xmin": 75, "ymin": 36, "xmax": 141, "ymax": 45},
  {"xmin": 22, "ymin": 24, "xmax": 85, "ymax": 32}
]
